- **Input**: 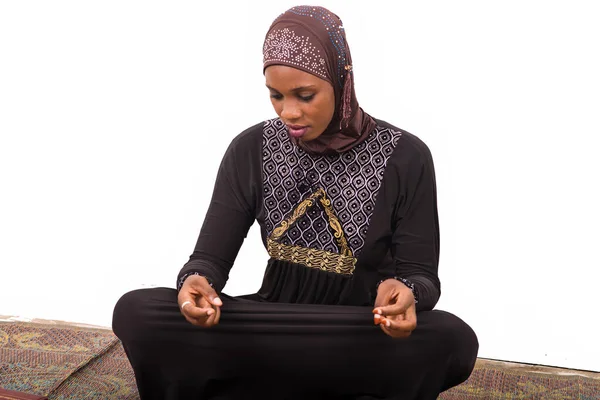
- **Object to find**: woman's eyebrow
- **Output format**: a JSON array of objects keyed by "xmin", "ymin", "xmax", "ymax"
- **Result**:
[{"xmin": 266, "ymin": 84, "xmax": 317, "ymax": 92}]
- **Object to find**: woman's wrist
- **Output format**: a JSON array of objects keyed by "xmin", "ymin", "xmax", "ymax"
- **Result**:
[{"xmin": 177, "ymin": 272, "xmax": 214, "ymax": 291}]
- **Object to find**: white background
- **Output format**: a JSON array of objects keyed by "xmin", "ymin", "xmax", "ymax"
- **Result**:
[{"xmin": 1, "ymin": 1, "xmax": 599, "ymax": 372}]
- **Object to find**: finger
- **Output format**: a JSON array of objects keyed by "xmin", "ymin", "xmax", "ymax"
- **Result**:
[
  {"xmin": 182, "ymin": 301, "xmax": 215, "ymax": 320},
  {"xmin": 374, "ymin": 302, "xmax": 409, "ymax": 317},
  {"xmin": 177, "ymin": 292, "xmax": 214, "ymax": 327},
  {"xmin": 202, "ymin": 310, "xmax": 217, "ymax": 327},
  {"xmin": 196, "ymin": 296, "xmax": 222, "ymax": 327},
  {"xmin": 188, "ymin": 277, "xmax": 223, "ymax": 307},
  {"xmin": 183, "ymin": 313, "xmax": 206, "ymax": 326},
  {"xmin": 381, "ymin": 321, "xmax": 412, "ymax": 338},
  {"xmin": 178, "ymin": 291, "xmax": 214, "ymax": 316},
  {"xmin": 382, "ymin": 315, "xmax": 417, "ymax": 333},
  {"xmin": 374, "ymin": 313, "xmax": 382, "ymax": 325},
  {"xmin": 373, "ymin": 312, "xmax": 397, "ymax": 325},
  {"xmin": 213, "ymin": 302, "xmax": 222, "ymax": 325},
  {"xmin": 180, "ymin": 306, "xmax": 212, "ymax": 326}
]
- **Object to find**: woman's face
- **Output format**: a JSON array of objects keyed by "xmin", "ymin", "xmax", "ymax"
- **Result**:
[{"xmin": 265, "ymin": 65, "xmax": 335, "ymax": 142}]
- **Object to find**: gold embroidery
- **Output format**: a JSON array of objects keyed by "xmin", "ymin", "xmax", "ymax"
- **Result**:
[
  {"xmin": 271, "ymin": 189, "xmax": 322, "ymax": 241},
  {"xmin": 268, "ymin": 187, "xmax": 356, "ymax": 274},
  {"xmin": 267, "ymin": 238, "xmax": 356, "ymax": 275},
  {"xmin": 318, "ymin": 195, "xmax": 352, "ymax": 256}
]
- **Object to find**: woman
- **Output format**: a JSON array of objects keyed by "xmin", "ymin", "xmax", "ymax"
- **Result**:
[{"xmin": 113, "ymin": 6, "xmax": 478, "ymax": 399}]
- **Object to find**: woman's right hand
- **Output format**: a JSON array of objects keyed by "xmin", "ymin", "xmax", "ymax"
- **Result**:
[{"xmin": 177, "ymin": 275, "xmax": 223, "ymax": 327}]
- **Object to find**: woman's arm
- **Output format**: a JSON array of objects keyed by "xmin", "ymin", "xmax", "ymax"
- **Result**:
[
  {"xmin": 389, "ymin": 134, "xmax": 441, "ymax": 311},
  {"xmin": 177, "ymin": 124, "xmax": 262, "ymax": 293}
]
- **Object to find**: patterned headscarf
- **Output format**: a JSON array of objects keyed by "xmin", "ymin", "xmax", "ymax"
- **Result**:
[{"xmin": 263, "ymin": 5, "xmax": 377, "ymax": 155}]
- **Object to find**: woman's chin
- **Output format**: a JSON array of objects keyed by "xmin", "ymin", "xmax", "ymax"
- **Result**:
[{"xmin": 299, "ymin": 131, "xmax": 324, "ymax": 142}]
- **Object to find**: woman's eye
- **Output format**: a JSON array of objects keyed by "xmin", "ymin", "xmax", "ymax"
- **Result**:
[
  {"xmin": 299, "ymin": 94, "xmax": 315, "ymax": 102},
  {"xmin": 270, "ymin": 93, "xmax": 283, "ymax": 100}
]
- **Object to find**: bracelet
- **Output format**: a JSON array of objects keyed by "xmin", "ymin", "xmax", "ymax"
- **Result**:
[
  {"xmin": 177, "ymin": 272, "xmax": 214, "ymax": 291},
  {"xmin": 376, "ymin": 276, "xmax": 419, "ymax": 304}
]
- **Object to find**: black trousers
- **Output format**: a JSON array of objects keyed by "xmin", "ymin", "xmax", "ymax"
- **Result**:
[{"xmin": 113, "ymin": 288, "xmax": 478, "ymax": 400}]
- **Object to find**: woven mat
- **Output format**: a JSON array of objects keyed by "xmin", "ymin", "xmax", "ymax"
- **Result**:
[
  {"xmin": 0, "ymin": 321, "xmax": 137, "ymax": 399},
  {"xmin": 440, "ymin": 359, "xmax": 600, "ymax": 399},
  {"xmin": 1, "ymin": 321, "xmax": 598, "ymax": 399}
]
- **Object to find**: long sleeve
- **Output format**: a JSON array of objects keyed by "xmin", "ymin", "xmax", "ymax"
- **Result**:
[
  {"xmin": 177, "ymin": 124, "xmax": 262, "ymax": 292},
  {"xmin": 390, "ymin": 134, "xmax": 441, "ymax": 311}
]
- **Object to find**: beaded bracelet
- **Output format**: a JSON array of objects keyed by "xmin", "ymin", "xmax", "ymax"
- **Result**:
[
  {"xmin": 177, "ymin": 272, "xmax": 214, "ymax": 291},
  {"xmin": 376, "ymin": 276, "xmax": 419, "ymax": 304}
]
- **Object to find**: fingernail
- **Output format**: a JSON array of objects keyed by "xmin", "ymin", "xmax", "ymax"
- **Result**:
[
  {"xmin": 376, "ymin": 309, "xmax": 382, "ymax": 314},
  {"xmin": 386, "ymin": 320, "xmax": 391, "ymax": 327},
  {"xmin": 374, "ymin": 314, "xmax": 381, "ymax": 319},
  {"xmin": 213, "ymin": 297, "xmax": 223, "ymax": 306}
]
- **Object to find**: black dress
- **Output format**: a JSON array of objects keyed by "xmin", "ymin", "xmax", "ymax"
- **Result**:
[{"xmin": 113, "ymin": 118, "xmax": 478, "ymax": 400}]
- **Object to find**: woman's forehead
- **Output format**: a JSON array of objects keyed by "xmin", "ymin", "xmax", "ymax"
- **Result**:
[{"xmin": 265, "ymin": 65, "xmax": 331, "ymax": 89}]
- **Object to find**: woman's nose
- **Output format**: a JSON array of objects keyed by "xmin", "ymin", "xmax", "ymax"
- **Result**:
[{"xmin": 280, "ymin": 101, "xmax": 301, "ymax": 121}]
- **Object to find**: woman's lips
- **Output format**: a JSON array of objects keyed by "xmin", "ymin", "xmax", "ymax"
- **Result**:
[{"xmin": 287, "ymin": 125, "xmax": 308, "ymax": 138}]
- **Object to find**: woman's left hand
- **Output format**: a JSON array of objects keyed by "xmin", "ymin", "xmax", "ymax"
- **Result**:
[{"xmin": 373, "ymin": 279, "xmax": 417, "ymax": 338}]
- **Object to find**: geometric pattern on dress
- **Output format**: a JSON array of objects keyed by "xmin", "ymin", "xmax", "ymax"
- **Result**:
[{"xmin": 262, "ymin": 118, "xmax": 402, "ymax": 258}]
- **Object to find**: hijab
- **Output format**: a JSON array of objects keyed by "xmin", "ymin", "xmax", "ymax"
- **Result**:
[{"xmin": 263, "ymin": 6, "xmax": 377, "ymax": 155}]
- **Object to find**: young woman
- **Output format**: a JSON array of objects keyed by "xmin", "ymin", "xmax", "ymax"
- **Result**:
[{"xmin": 113, "ymin": 6, "xmax": 478, "ymax": 399}]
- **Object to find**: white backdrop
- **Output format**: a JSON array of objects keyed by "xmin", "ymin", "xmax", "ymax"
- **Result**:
[{"xmin": 1, "ymin": 1, "xmax": 598, "ymax": 372}]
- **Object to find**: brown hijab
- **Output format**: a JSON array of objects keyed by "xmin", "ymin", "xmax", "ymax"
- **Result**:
[{"xmin": 263, "ymin": 6, "xmax": 377, "ymax": 155}]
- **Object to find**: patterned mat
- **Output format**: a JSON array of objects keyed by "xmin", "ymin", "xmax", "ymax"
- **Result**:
[
  {"xmin": 0, "ymin": 321, "xmax": 137, "ymax": 399},
  {"xmin": 1, "ymin": 321, "xmax": 598, "ymax": 399},
  {"xmin": 439, "ymin": 360, "xmax": 600, "ymax": 399}
]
